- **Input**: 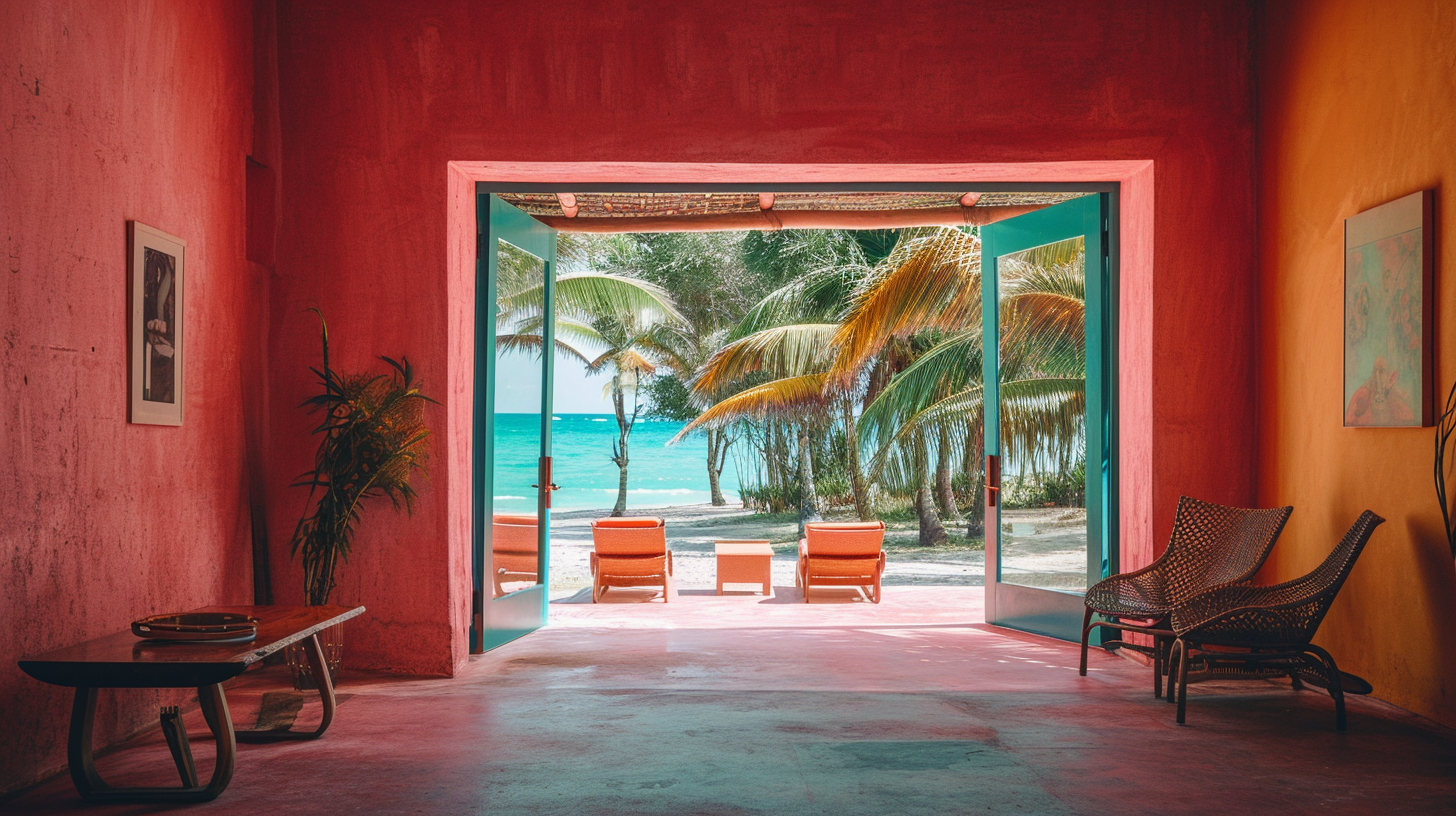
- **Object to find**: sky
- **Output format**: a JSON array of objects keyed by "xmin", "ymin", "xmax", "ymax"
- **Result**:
[{"xmin": 494, "ymin": 346, "xmax": 615, "ymax": 414}]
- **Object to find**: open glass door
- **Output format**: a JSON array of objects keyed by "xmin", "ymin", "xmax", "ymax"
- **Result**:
[
  {"xmin": 981, "ymin": 193, "xmax": 1115, "ymax": 642},
  {"xmin": 472, "ymin": 194, "xmax": 557, "ymax": 652}
]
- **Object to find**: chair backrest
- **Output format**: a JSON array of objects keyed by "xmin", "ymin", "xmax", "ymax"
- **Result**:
[
  {"xmin": 492, "ymin": 514, "xmax": 538, "ymax": 555},
  {"xmin": 1161, "ymin": 496, "xmax": 1293, "ymax": 598},
  {"xmin": 804, "ymin": 521, "xmax": 886, "ymax": 557},
  {"xmin": 1270, "ymin": 510, "xmax": 1385, "ymax": 639},
  {"xmin": 590, "ymin": 517, "xmax": 667, "ymax": 556}
]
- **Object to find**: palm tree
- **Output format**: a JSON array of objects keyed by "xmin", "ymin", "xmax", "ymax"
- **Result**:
[
  {"xmin": 640, "ymin": 322, "xmax": 734, "ymax": 504},
  {"xmin": 677, "ymin": 231, "xmax": 884, "ymax": 524},
  {"xmin": 679, "ymin": 323, "xmax": 842, "ymax": 524},
  {"xmin": 605, "ymin": 232, "xmax": 768, "ymax": 509},
  {"xmin": 836, "ymin": 228, "xmax": 1087, "ymax": 542},
  {"xmin": 586, "ymin": 313, "xmax": 660, "ymax": 516}
]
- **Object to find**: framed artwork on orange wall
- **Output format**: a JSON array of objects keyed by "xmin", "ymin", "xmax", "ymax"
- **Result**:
[
  {"xmin": 128, "ymin": 221, "xmax": 186, "ymax": 426},
  {"xmin": 1343, "ymin": 190, "xmax": 1434, "ymax": 428}
]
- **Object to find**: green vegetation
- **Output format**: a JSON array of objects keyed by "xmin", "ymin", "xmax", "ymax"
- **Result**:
[{"xmin": 537, "ymin": 225, "xmax": 1087, "ymax": 541}]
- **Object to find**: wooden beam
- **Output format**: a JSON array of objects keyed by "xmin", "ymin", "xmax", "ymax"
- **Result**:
[{"xmin": 535, "ymin": 204, "xmax": 1046, "ymax": 233}]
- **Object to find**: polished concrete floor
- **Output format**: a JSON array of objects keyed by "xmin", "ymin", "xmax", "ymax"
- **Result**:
[{"xmin": 10, "ymin": 586, "xmax": 1456, "ymax": 814}]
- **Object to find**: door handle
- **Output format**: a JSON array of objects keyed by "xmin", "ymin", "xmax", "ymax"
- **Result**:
[
  {"xmin": 535, "ymin": 456, "xmax": 558, "ymax": 508},
  {"xmin": 985, "ymin": 454, "xmax": 1000, "ymax": 508}
]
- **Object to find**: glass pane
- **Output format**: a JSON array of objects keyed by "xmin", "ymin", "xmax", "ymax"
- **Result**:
[
  {"xmin": 997, "ymin": 236, "xmax": 1088, "ymax": 591},
  {"xmin": 491, "ymin": 239, "xmax": 546, "ymax": 597}
]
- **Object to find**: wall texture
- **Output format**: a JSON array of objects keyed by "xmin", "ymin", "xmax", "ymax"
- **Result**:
[
  {"xmin": 0, "ymin": 0, "xmax": 258, "ymax": 795},
  {"xmin": 1257, "ymin": 0, "xmax": 1456, "ymax": 728},
  {"xmin": 270, "ymin": 1, "xmax": 1260, "ymax": 675}
]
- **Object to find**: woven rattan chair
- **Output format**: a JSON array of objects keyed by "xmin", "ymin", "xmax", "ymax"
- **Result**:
[
  {"xmin": 1080, "ymin": 497, "xmax": 1293, "ymax": 697},
  {"xmin": 491, "ymin": 513, "xmax": 539, "ymax": 598},
  {"xmin": 590, "ymin": 517, "xmax": 672, "ymax": 603},
  {"xmin": 1166, "ymin": 510, "xmax": 1384, "ymax": 730},
  {"xmin": 797, "ymin": 521, "xmax": 886, "ymax": 603}
]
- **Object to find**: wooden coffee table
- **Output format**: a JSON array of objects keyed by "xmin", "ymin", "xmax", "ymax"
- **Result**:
[
  {"xmin": 715, "ymin": 540, "xmax": 774, "ymax": 596},
  {"xmin": 18, "ymin": 604, "xmax": 363, "ymax": 803}
]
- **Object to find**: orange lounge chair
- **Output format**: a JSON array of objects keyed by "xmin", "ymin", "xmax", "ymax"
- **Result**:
[
  {"xmin": 492, "ymin": 513, "xmax": 539, "ymax": 598},
  {"xmin": 797, "ymin": 521, "xmax": 887, "ymax": 603},
  {"xmin": 589, "ymin": 517, "xmax": 673, "ymax": 603}
]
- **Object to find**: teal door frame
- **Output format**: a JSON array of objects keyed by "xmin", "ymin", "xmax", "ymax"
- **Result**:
[
  {"xmin": 471, "ymin": 193, "xmax": 557, "ymax": 652},
  {"xmin": 471, "ymin": 179, "xmax": 1121, "ymax": 644},
  {"xmin": 981, "ymin": 193, "xmax": 1117, "ymax": 642}
]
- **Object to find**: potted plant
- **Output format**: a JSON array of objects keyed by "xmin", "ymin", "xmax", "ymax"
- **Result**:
[
  {"xmin": 1437, "ymin": 381, "xmax": 1456, "ymax": 561},
  {"xmin": 287, "ymin": 309, "xmax": 435, "ymax": 687}
]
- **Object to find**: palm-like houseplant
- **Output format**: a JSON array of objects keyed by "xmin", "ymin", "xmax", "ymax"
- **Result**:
[{"xmin": 290, "ymin": 308, "xmax": 435, "ymax": 619}]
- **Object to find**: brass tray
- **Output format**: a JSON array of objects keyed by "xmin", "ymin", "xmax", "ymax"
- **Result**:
[{"xmin": 131, "ymin": 612, "xmax": 259, "ymax": 643}]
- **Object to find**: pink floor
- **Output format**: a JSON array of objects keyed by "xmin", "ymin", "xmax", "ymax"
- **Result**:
[{"xmin": 9, "ymin": 586, "xmax": 1456, "ymax": 814}]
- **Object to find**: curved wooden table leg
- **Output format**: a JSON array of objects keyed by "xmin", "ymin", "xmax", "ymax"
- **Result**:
[
  {"xmin": 68, "ymin": 684, "xmax": 236, "ymax": 803},
  {"xmin": 235, "ymin": 633, "xmax": 337, "ymax": 742}
]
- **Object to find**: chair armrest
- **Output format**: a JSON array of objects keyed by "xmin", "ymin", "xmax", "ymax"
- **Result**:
[
  {"xmin": 798, "ymin": 539, "xmax": 808, "ymax": 558},
  {"xmin": 666, "ymin": 550, "xmax": 673, "ymax": 576}
]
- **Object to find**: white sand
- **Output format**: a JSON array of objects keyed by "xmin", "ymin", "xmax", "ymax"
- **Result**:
[
  {"xmin": 497, "ymin": 503, "xmax": 1087, "ymax": 598},
  {"xmin": 537, "ymin": 503, "xmax": 988, "ymax": 596}
]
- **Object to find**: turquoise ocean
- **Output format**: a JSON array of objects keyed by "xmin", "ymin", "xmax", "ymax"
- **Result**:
[{"xmin": 491, "ymin": 413, "xmax": 742, "ymax": 514}]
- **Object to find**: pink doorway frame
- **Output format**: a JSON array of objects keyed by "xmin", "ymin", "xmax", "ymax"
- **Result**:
[{"xmin": 445, "ymin": 160, "xmax": 1154, "ymax": 649}]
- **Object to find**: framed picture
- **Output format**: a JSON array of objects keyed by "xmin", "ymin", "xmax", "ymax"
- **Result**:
[
  {"xmin": 129, "ymin": 221, "xmax": 186, "ymax": 426},
  {"xmin": 1343, "ymin": 190, "xmax": 1434, "ymax": 428}
]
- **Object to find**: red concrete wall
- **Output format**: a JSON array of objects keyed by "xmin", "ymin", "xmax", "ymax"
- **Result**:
[
  {"xmin": 1257, "ymin": 0, "xmax": 1456, "ymax": 728},
  {"xmin": 270, "ymin": 1, "xmax": 1259, "ymax": 674},
  {"xmin": 0, "ymin": 0, "xmax": 259, "ymax": 795}
]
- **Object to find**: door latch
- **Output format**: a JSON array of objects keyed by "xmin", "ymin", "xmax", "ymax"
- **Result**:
[{"xmin": 985, "ymin": 454, "xmax": 1000, "ymax": 508}]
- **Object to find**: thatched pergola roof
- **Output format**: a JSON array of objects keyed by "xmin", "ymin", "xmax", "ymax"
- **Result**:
[{"xmin": 497, "ymin": 191, "xmax": 1090, "ymax": 232}]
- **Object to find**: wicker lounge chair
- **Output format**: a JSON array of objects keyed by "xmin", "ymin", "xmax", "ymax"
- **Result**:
[
  {"xmin": 1166, "ymin": 510, "xmax": 1384, "ymax": 730},
  {"xmin": 590, "ymin": 517, "xmax": 673, "ymax": 603},
  {"xmin": 491, "ymin": 514, "xmax": 539, "ymax": 598},
  {"xmin": 797, "ymin": 521, "xmax": 887, "ymax": 603},
  {"xmin": 1080, "ymin": 497, "xmax": 1294, "ymax": 697}
]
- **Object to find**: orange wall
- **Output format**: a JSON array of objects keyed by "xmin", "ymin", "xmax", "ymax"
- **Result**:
[{"xmin": 1257, "ymin": 0, "xmax": 1456, "ymax": 727}]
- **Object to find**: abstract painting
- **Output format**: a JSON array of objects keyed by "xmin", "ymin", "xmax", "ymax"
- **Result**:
[
  {"xmin": 129, "ymin": 221, "xmax": 186, "ymax": 425},
  {"xmin": 1344, "ymin": 190, "xmax": 1433, "ymax": 428}
]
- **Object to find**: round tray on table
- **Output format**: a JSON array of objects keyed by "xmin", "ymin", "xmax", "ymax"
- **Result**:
[{"xmin": 131, "ymin": 612, "xmax": 259, "ymax": 643}]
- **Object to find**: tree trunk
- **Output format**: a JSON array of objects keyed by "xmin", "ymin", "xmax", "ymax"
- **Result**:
[
  {"xmin": 842, "ymin": 398, "xmax": 872, "ymax": 521},
  {"xmin": 915, "ymin": 444, "xmax": 949, "ymax": 546},
  {"xmin": 766, "ymin": 420, "xmax": 783, "ymax": 491},
  {"xmin": 935, "ymin": 425, "xmax": 964, "ymax": 523},
  {"xmin": 706, "ymin": 428, "xmax": 727, "ymax": 506},
  {"xmin": 611, "ymin": 380, "xmax": 631, "ymax": 516},
  {"xmin": 965, "ymin": 419, "xmax": 985, "ymax": 538},
  {"xmin": 798, "ymin": 423, "xmax": 822, "ymax": 534}
]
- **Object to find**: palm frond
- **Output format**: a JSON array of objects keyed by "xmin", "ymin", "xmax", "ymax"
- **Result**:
[
  {"xmin": 865, "ymin": 385, "xmax": 985, "ymax": 482},
  {"xmin": 674, "ymin": 373, "xmax": 831, "ymax": 440},
  {"xmin": 729, "ymin": 264, "xmax": 867, "ymax": 340},
  {"xmin": 690, "ymin": 323, "xmax": 840, "ymax": 396},
  {"xmin": 830, "ymin": 227, "xmax": 981, "ymax": 380},
  {"xmin": 617, "ymin": 348, "xmax": 657, "ymax": 375},
  {"xmin": 500, "ymin": 272, "xmax": 685, "ymax": 326},
  {"xmin": 495, "ymin": 333, "xmax": 593, "ymax": 366},
  {"xmin": 858, "ymin": 329, "xmax": 982, "ymax": 438}
]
